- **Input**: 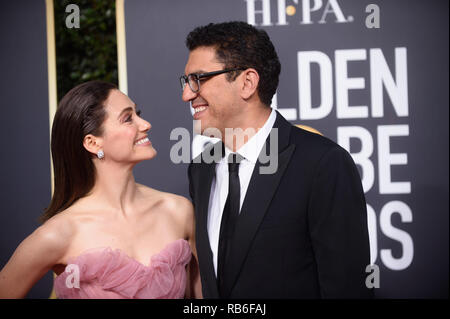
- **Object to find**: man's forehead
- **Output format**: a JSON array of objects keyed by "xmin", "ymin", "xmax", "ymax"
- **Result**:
[{"xmin": 185, "ymin": 47, "xmax": 222, "ymax": 73}]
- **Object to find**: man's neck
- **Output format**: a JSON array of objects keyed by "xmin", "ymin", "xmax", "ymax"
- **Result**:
[{"xmin": 223, "ymin": 106, "xmax": 272, "ymax": 152}]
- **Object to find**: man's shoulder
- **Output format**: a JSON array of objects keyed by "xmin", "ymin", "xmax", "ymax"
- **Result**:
[
  {"xmin": 289, "ymin": 124, "xmax": 358, "ymax": 172},
  {"xmin": 274, "ymin": 110, "xmax": 342, "ymax": 154},
  {"xmin": 189, "ymin": 140, "xmax": 223, "ymax": 167},
  {"xmin": 289, "ymin": 125, "xmax": 339, "ymax": 152}
]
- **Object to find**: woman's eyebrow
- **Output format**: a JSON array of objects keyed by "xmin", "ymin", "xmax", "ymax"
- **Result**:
[{"xmin": 117, "ymin": 105, "xmax": 136, "ymax": 119}]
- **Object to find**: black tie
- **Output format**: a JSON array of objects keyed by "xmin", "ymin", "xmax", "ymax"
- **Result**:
[{"xmin": 218, "ymin": 153, "xmax": 242, "ymax": 298}]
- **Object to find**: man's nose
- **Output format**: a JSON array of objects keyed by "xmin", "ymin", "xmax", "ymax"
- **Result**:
[{"xmin": 182, "ymin": 84, "xmax": 197, "ymax": 102}]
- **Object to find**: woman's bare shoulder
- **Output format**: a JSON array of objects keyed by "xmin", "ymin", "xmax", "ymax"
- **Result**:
[
  {"xmin": 137, "ymin": 184, "xmax": 194, "ymax": 224},
  {"xmin": 1, "ymin": 209, "xmax": 79, "ymax": 274},
  {"xmin": 139, "ymin": 184, "xmax": 192, "ymax": 208},
  {"xmin": 0, "ymin": 209, "xmax": 81, "ymax": 297},
  {"xmin": 32, "ymin": 209, "xmax": 78, "ymax": 252}
]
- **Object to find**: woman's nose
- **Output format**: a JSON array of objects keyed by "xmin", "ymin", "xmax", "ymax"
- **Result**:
[{"xmin": 141, "ymin": 119, "xmax": 151, "ymax": 132}]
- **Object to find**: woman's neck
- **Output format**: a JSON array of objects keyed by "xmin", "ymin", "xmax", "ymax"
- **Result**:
[{"xmin": 88, "ymin": 160, "xmax": 139, "ymax": 218}]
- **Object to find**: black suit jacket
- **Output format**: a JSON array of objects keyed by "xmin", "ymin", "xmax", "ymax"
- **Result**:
[{"xmin": 188, "ymin": 111, "xmax": 372, "ymax": 298}]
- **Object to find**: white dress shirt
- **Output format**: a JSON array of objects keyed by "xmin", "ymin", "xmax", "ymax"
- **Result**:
[{"xmin": 207, "ymin": 109, "xmax": 277, "ymax": 276}]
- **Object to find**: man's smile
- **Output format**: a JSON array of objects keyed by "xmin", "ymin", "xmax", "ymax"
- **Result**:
[{"xmin": 193, "ymin": 103, "xmax": 208, "ymax": 119}]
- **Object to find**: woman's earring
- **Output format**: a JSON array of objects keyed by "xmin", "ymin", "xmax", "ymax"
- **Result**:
[{"xmin": 97, "ymin": 150, "xmax": 105, "ymax": 160}]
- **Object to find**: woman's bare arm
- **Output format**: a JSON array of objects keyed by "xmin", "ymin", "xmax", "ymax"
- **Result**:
[
  {"xmin": 187, "ymin": 233, "xmax": 202, "ymax": 299},
  {"xmin": 182, "ymin": 199, "xmax": 202, "ymax": 299},
  {"xmin": 157, "ymin": 192, "xmax": 202, "ymax": 299},
  {"xmin": 0, "ymin": 217, "xmax": 72, "ymax": 298}
]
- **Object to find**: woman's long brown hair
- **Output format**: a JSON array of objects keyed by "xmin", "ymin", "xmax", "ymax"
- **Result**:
[{"xmin": 40, "ymin": 81, "xmax": 117, "ymax": 223}]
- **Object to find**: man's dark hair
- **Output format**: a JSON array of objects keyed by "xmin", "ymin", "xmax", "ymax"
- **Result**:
[{"xmin": 186, "ymin": 21, "xmax": 281, "ymax": 106}]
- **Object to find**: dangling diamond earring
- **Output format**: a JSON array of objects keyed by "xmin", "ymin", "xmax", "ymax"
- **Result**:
[{"xmin": 97, "ymin": 150, "xmax": 105, "ymax": 160}]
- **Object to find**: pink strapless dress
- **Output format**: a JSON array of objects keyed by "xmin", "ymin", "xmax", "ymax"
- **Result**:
[{"xmin": 54, "ymin": 239, "xmax": 191, "ymax": 299}]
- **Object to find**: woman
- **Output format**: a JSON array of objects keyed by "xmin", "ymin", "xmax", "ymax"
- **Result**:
[{"xmin": 0, "ymin": 81, "xmax": 202, "ymax": 298}]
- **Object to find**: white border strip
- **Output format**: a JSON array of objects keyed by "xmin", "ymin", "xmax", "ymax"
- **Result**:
[{"xmin": 116, "ymin": 0, "xmax": 128, "ymax": 94}]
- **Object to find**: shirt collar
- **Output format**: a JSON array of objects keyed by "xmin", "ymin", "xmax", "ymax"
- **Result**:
[{"xmin": 223, "ymin": 108, "xmax": 276, "ymax": 164}]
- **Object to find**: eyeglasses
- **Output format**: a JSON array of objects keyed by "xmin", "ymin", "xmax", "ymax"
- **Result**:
[{"xmin": 180, "ymin": 68, "xmax": 244, "ymax": 93}]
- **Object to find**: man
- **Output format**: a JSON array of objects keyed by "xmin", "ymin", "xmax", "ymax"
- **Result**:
[{"xmin": 181, "ymin": 21, "xmax": 372, "ymax": 298}]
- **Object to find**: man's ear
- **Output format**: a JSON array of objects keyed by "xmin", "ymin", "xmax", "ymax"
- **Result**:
[
  {"xmin": 239, "ymin": 68, "xmax": 259, "ymax": 100},
  {"xmin": 83, "ymin": 134, "xmax": 103, "ymax": 156}
]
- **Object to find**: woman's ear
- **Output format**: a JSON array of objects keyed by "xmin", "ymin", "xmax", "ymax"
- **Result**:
[
  {"xmin": 239, "ymin": 68, "xmax": 260, "ymax": 100},
  {"xmin": 83, "ymin": 134, "xmax": 103, "ymax": 156}
]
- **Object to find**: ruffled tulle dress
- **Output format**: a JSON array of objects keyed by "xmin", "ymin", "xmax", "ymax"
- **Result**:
[{"xmin": 54, "ymin": 239, "xmax": 191, "ymax": 299}]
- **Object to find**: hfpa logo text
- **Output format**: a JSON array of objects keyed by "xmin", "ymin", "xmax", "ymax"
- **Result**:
[{"xmin": 245, "ymin": 0, "xmax": 353, "ymax": 26}]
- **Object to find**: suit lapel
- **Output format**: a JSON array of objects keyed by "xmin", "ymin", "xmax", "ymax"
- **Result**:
[
  {"xmin": 193, "ymin": 142, "xmax": 223, "ymax": 298},
  {"xmin": 223, "ymin": 111, "xmax": 296, "ymax": 297}
]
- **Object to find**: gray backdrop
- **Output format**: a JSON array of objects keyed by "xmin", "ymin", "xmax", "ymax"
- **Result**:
[{"xmin": 0, "ymin": 0, "xmax": 53, "ymax": 298}]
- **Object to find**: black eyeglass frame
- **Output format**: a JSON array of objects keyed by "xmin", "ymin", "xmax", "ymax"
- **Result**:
[{"xmin": 180, "ymin": 68, "xmax": 245, "ymax": 93}]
